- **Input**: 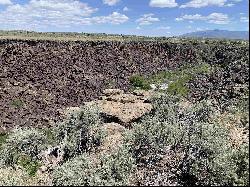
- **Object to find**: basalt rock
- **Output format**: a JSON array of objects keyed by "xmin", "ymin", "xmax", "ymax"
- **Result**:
[{"xmin": 0, "ymin": 39, "xmax": 248, "ymax": 130}]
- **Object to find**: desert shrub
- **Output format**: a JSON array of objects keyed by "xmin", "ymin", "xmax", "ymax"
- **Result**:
[
  {"xmin": 93, "ymin": 145, "xmax": 135, "ymax": 186},
  {"xmin": 180, "ymin": 121, "xmax": 231, "ymax": 185},
  {"xmin": 52, "ymin": 154, "xmax": 94, "ymax": 186},
  {"xmin": 40, "ymin": 127, "xmax": 57, "ymax": 146},
  {"xmin": 127, "ymin": 115, "xmax": 184, "ymax": 164},
  {"xmin": 0, "ymin": 167, "xmax": 51, "ymax": 186},
  {"xmin": 10, "ymin": 99, "xmax": 24, "ymax": 108},
  {"xmin": 52, "ymin": 145, "xmax": 135, "ymax": 186},
  {"xmin": 0, "ymin": 128, "xmax": 47, "ymax": 167},
  {"xmin": 226, "ymin": 97, "xmax": 249, "ymax": 130},
  {"xmin": 167, "ymin": 77, "xmax": 190, "ymax": 97},
  {"xmin": 0, "ymin": 133, "xmax": 8, "ymax": 149},
  {"xmin": 17, "ymin": 155, "xmax": 42, "ymax": 176},
  {"xmin": 53, "ymin": 105, "xmax": 105, "ymax": 158},
  {"xmin": 125, "ymin": 94, "xmax": 249, "ymax": 186},
  {"xmin": 188, "ymin": 135, "xmax": 249, "ymax": 186},
  {"xmin": 125, "ymin": 94, "xmax": 187, "ymax": 164},
  {"xmin": 230, "ymin": 143, "xmax": 249, "ymax": 186}
]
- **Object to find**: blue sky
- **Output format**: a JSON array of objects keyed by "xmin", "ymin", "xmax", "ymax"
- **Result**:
[{"xmin": 0, "ymin": 0, "xmax": 249, "ymax": 36}]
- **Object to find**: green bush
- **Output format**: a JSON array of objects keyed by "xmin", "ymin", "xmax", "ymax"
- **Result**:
[
  {"xmin": 167, "ymin": 76, "xmax": 190, "ymax": 97},
  {"xmin": 10, "ymin": 99, "xmax": 24, "ymax": 108},
  {"xmin": 0, "ymin": 167, "xmax": 51, "ymax": 186},
  {"xmin": 129, "ymin": 64, "xmax": 211, "ymax": 94},
  {"xmin": 0, "ymin": 128, "xmax": 47, "ymax": 167},
  {"xmin": 125, "ymin": 94, "xmax": 249, "ymax": 186},
  {"xmin": 53, "ymin": 145, "xmax": 135, "ymax": 186},
  {"xmin": 53, "ymin": 105, "xmax": 105, "ymax": 158},
  {"xmin": 129, "ymin": 75, "xmax": 151, "ymax": 90},
  {"xmin": 0, "ymin": 133, "xmax": 8, "ymax": 149},
  {"xmin": 52, "ymin": 154, "xmax": 94, "ymax": 186},
  {"xmin": 17, "ymin": 155, "xmax": 42, "ymax": 176},
  {"xmin": 94, "ymin": 145, "xmax": 135, "ymax": 186}
]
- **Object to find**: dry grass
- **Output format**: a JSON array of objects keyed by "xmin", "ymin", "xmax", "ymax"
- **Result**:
[
  {"xmin": 216, "ymin": 111, "xmax": 249, "ymax": 147},
  {"xmin": 0, "ymin": 167, "xmax": 52, "ymax": 186}
]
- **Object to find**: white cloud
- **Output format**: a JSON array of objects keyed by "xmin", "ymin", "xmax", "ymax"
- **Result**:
[
  {"xmin": 149, "ymin": 0, "xmax": 178, "ymax": 8},
  {"xmin": 156, "ymin": 26, "xmax": 171, "ymax": 30},
  {"xmin": 136, "ymin": 13, "xmax": 160, "ymax": 25},
  {"xmin": 225, "ymin": 3, "xmax": 235, "ymax": 6},
  {"xmin": 180, "ymin": 0, "xmax": 226, "ymax": 8},
  {"xmin": 182, "ymin": 14, "xmax": 204, "ymax": 20},
  {"xmin": 91, "ymin": 12, "xmax": 129, "ymax": 25},
  {"xmin": 180, "ymin": 0, "xmax": 243, "ymax": 8},
  {"xmin": 123, "ymin": 6, "xmax": 129, "ymax": 11},
  {"xmin": 240, "ymin": 17, "xmax": 249, "ymax": 23},
  {"xmin": 103, "ymin": 0, "xmax": 120, "ymax": 6},
  {"xmin": 207, "ymin": 13, "xmax": 229, "ymax": 24},
  {"xmin": 175, "ymin": 17, "xmax": 183, "ymax": 21},
  {"xmin": 176, "ymin": 13, "xmax": 230, "ymax": 24},
  {"xmin": 0, "ymin": 0, "xmax": 12, "ymax": 5},
  {"xmin": 0, "ymin": 1, "xmax": 129, "ymax": 30}
]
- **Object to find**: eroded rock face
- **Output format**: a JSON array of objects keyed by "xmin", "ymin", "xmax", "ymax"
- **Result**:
[
  {"xmin": 86, "ymin": 89, "xmax": 154, "ymax": 125},
  {"xmin": 1, "ymin": 40, "xmax": 194, "ymax": 130},
  {"xmin": 97, "ymin": 101, "xmax": 153, "ymax": 124},
  {"xmin": 61, "ymin": 89, "xmax": 154, "ymax": 126}
]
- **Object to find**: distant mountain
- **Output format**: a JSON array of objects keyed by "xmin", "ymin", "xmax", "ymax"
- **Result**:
[{"xmin": 180, "ymin": 29, "xmax": 249, "ymax": 40}]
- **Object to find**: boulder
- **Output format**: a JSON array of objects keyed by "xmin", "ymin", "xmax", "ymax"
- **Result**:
[
  {"xmin": 106, "ymin": 93, "xmax": 140, "ymax": 103},
  {"xmin": 95, "ymin": 100, "xmax": 153, "ymax": 124},
  {"xmin": 66, "ymin": 89, "xmax": 154, "ymax": 125}
]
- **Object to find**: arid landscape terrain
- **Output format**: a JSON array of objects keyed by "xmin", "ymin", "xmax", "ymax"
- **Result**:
[{"xmin": 0, "ymin": 32, "xmax": 249, "ymax": 186}]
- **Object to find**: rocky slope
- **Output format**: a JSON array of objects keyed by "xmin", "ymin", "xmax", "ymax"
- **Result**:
[{"xmin": 0, "ymin": 39, "xmax": 248, "ymax": 132}]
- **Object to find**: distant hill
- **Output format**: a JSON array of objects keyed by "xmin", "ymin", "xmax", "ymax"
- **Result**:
[{"xmin": 180, "ymin": 29, "xmax": 249, "ymax": 40}]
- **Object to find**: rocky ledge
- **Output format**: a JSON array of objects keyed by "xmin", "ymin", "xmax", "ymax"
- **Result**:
[{"xmin": 63, "ymin": 89, "xmax": 154, "ymax": 126}]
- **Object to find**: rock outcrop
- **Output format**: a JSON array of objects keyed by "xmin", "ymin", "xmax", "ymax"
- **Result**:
[
  {"xmin": 0, "ymin": 39, "xmax": 194, "ymax": 130},
  {"xmin": 85, "ymin": 89, "xmax": 154, "ymax": 126},
  {"xmin": 62, "ymin": 89, "xmax": 154, "ymax": 126}
]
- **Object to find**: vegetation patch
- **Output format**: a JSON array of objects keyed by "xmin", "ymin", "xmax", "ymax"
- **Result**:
[
  {"xmin": 0, "ymin": 37, "xmax": 248, "ymax": 186},
  {"xmin": 124, "ymin": 94, "xmax": 249, "ymax": 186},
  {"xmin": 0, "ymin": 94, "xmax": 248, "ymax": 186},
  {"xmin": 52, "ymin": 145, "xmax": 134, "ymax": 186},
  {"xmin": 10, "ymin": 99, "xmax": 24, "ymax": 108},
  {"xmin": 130, "ymin": 63, "xmax": 212, "ymax": 97},
  {"xmin": 0, "ymin": 133, "xmax": 8, "ymax": 149},
  {"xmin": 17, "ymin": 155, "xmax": 42, "ymax": 176},
  {"xmin": 53, "ymin": 105, "xmax": 105, "ymax": 158},
  {"xmin": 0, "ymin": 167, "xmax": 51, "ymax": 186},
  {"xmin": 0, "ymin": 128, "xmax": 47, "ymax": 166},
  {"xmin": 129, "ymin": 75, "xmax": 151, "ymax": 90}
]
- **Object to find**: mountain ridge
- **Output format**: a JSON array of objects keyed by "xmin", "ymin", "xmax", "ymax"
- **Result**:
[{"xmin": 180, "ymin": 29, "xmax": 249, "ymax": 40}]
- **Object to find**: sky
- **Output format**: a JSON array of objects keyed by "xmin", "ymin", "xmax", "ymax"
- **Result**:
[{"xmin": 0, "ymin": 0, "xmax": 249, "ymax": 36}]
